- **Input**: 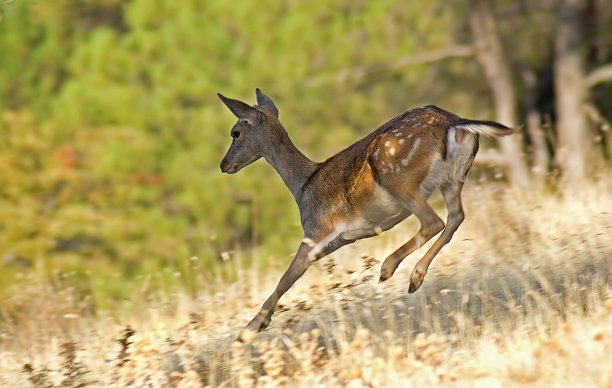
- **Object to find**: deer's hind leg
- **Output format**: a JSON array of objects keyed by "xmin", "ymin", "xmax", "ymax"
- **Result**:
[
  {"xmin": 379, "ymin": 194, "xmax": 444, "ymax": 282},
  {"xmin": 371, "ymin": 136, "xmax": 445, "ymax": 283},
  {"xmin": 408, "ymin": 181, "xmax": 465, "ymax": 293}
]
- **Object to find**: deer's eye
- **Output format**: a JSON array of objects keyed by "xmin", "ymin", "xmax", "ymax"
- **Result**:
[{"xmin": 231, "ymin": 130, "xmax": 241, "ymax": 139}]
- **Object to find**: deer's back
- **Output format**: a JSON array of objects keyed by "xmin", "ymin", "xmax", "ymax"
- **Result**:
[{"xmin": 298, "ymin": 105, "xmax": 472, "ymax": 239}]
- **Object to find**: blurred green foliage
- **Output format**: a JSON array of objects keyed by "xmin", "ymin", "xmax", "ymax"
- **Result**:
[{"xmin": 2, "ymin": 0, "xmax": 608, "ymax": 307}]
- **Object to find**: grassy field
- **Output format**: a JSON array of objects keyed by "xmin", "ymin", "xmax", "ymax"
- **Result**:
[{"xmin": 1, "ymin": 180, "xmax": 612, "ymax": 387}]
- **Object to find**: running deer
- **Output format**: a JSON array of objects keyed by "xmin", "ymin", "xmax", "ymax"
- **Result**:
[{"xmin": 219, "ymin": 89, "xmax": 517, "ymax": 336}]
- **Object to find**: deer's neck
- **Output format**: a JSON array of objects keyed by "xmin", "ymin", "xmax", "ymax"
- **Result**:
[{"xmin": 262, "ymin": 129, "xmax": 318, "ymax": 200}]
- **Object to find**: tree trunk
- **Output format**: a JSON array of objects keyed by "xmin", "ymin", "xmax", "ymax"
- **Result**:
[
  {"xmin": 520, "ymin": 67, "xmax": 550, "ymax": 183},
  {"xmin": 553, "ymin": 0, "xmax": 590, "ymax": 183},
  {"xmin": 468, "ymin": 0, "xmax": 531, "ymax": 188}
]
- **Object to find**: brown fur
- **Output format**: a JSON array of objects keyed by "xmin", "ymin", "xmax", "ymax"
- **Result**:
[
  {"xmin": 300, "ymin": 106, "xmax": 460, "ymax": 236},
  {"xmin": 218, "ymin": 91, "xmax": 515, "ymax": 338}
]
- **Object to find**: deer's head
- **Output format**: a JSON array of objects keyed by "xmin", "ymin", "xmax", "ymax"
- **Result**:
[{"xmin": 218, "ymin": 89, "xmax": 280, "ymax": 174}]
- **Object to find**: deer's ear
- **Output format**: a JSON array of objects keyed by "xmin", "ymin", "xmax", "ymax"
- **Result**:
[
  {"xmin": 255, "ymin": 88, "xmax": 279, "ymax": 118},
  {"xmin": 218, "ymin": 93, "xmax": 257, "ymax": 119}
]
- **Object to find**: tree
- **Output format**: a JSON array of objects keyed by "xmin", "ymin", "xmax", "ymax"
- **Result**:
[
  {"xmin": 468, "ymin": 0, "xmax": 532, "ymax": 187},
  {"xmin": 554, "ymin": 0, "xmax": 591, "ymax": 183},
  {"xmin": 554, "ymin": 0, "xmax": 612, "ymax": 183}
]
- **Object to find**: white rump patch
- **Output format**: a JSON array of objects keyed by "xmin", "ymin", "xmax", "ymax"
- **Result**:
[{"xmin": 447, "ymin": 127, "xmax": 477, "ymax": 182}]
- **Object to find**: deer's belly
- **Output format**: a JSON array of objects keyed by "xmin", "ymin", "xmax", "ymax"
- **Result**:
[{"xmin": 341, "ymin": 185, "xmax": 410, "ymax": 241}]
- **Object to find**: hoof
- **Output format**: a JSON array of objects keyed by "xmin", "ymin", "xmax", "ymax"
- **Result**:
[
  {"xmin": 237, "ymin": 328, "xmax": 258, "ymax": 343},
  {"xmin": 244, "ymin": 312, "xmax": 271, "ymax": 335},
  {"xmin": 409, "ymin": 267, "xmax": 426, "ymax": 293},
  {"xmin": 379, "ymin": 267, "xmax": 395, "ymax": 283},
  {"xmin": 408, "ymin": 272, "xmax": 426, "ymax": 293},
  {"xmin": 408, "ymin": 278, "xmax": 421, "ymax": 293}
]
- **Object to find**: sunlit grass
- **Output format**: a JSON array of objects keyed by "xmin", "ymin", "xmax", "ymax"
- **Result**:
[{"xmin": 1, "ymin": 179, "xmax": 612, "ymax": 387}]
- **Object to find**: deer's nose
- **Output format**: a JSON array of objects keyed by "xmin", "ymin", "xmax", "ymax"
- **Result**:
[
  {"xmin": 220, "ymin": 159, "xmax": 230, "ymax": 173},
  {"xmin": 220, "ymin": 159, "xmax": 236, "ymax": 174}
]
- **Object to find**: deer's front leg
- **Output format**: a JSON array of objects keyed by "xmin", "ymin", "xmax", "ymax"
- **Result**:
[{"xmin": 241, "ymin": 242, "xmax": 314, "ymax": 338}]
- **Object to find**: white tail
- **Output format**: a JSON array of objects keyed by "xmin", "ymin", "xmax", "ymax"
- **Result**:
[
  {"xmin": 453, "ymin": 120, "xmax": 518, "ymax": 137},
  {"xmin": 218, "ymin": 90, "xmax": 517, "ymax": 338}
]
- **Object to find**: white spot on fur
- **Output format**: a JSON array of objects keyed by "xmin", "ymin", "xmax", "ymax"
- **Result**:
[
  {"xmin": 389, "ymin": 147, "xmax": 395, "ymax": 155},
  {"xmin": 399, "ymin": 138, "xmax": 405, "ymax": 144},
  {"xmin": 401, "ymin": 138, "xmax": 421, "ymax": 166},
  {"xmin": 302, "ymin": 237, "xmax": 316, "ymax": 247},
  {"xmin": 395, "ymin": 132, "xmax": 403, "ymax": 137},
  {"xmin": 385, "ymin": 141, "xmax": 391, "ymax": 147},
  {"xmin": 306, "ymin": 224, "xmax": 345, "ymax": 262},
  {"xmin": 373, "ymin": 148, "xmax": 380, "ymax": 160}
]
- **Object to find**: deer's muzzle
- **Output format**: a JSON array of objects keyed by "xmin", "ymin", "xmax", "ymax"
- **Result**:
[{"xmin": 220, "ymin": 159, "xmax": 237, "ymax": 174}]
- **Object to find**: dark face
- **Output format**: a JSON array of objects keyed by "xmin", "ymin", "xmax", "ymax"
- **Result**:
[
  {"xmin": 218, "ymin": 89, "xmax": 279, "ymax": 174},
  {"xmin": 220, "ymin": 117, "xmax": 262, "ymax": 174}
]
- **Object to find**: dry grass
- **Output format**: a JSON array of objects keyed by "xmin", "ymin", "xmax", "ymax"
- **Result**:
[{"xmin": 1, "ymin": 179, "xmax": 612, "ymax": 387}]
